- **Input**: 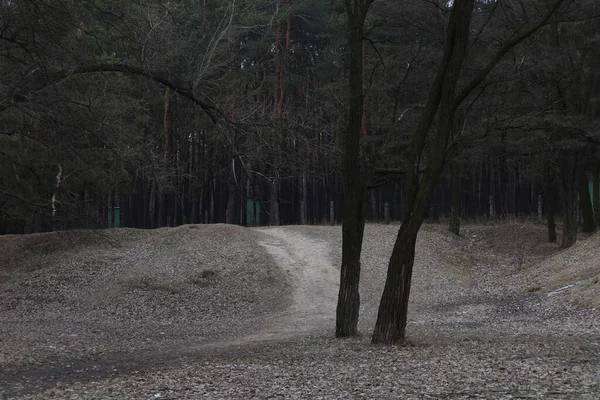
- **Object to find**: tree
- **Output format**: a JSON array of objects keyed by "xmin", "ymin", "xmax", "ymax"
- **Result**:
[
  {"xmin": 559, "ymin": 150, "xmax": 580, "ymax": 248},
  {"xmin": 371, "ymin": 0, "xmax": 568, "ymax": 344},
  {"xmin": 578, "ymin": 165, "xmax": 596, "ymax": 233},
  {"xmin": 372, "ymin": 0, "xmax": 476, "ymax": 344},
  {"xmin": 336, "ymin": 0, "xmax": 374, "ymax": 338},
  {"xmin": 449, "ymin": 161, "xmax": 461, "ymax": 235},
  {"xmin": 544, "ymin": 162, "xmax": 558, "ymax": 243}
]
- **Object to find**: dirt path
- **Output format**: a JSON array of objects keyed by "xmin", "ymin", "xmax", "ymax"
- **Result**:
[{"xmin": 241, "ymin": 228, "xmax": 339, "ymax": 341}]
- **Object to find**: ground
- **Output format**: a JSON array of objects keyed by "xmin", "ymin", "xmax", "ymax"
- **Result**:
[{"xmin": 0, "ymin": 223, "xmax": 599, "ymax": 399}]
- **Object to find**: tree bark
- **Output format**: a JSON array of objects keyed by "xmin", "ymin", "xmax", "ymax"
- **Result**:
[
  {"xmin": 449, "ymin": 161, "xmax": 461, "ymax": 235},
  {"xmin": 336, "ymin": 0, "xmax": 371, "ymax": 338},
  {"xmin": 594, "ymin": 160, "xmax": 600, "ymax": 226},
  {"xmin": 226, "ymin": 179, "xmax": 237, "ymax": 224},
  {"xmin": 269, "ymin": 180, "xmax": 280, "ymax": 226},
  {"xmin": 301, "ymin": 169, "xmax": 308, "ymax": 224},
  {"xmin": 210, "ymin": 178, "xmax": 215, "ymax": 223},
  {"xmin": 149, "ymin": 182, "xmax": 156, "ymax": 229},
  {"xmin": 544, "ymin": 164, "xmax": 557, "ymax": 242},
  {"xmin": 337, "ymin": 184, "xmax": 366, "ymax": 337},
  {"xmin": 384, "ymin": 203, "xmax": 391, "ymax": 225},
  {"xmin": 158, "ymin": 190, "xmax": 166, "ymax": 227},
  {"xmin": 559, "ymin": 153, "xmax": 579, "ymax": 248},
  {"xmin": 431, "ymin": 185, "xmax": 440, "ymax": 223},
  {"xmin": 274, "ymin": 0, "xmax": 283, "ymax": 111},
  {"xmin": 372, "ymin": 0, "xmax": 474, "ymax": 344},
  {"xmin": 370, "ymin": 190, "xmax": 378, "ymax": 222},
  {"xmin": 371, "ymin": 224, "xmax": 418, "ymax": 343}
]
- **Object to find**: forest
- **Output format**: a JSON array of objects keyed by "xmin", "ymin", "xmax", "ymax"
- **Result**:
[
  {"xmin": 1, "ymin": 0, "xmax": 598, "ymax": 242},
  {"xmin": 2, "ymin": 2, "xmax": 600, "ymax": 395}
]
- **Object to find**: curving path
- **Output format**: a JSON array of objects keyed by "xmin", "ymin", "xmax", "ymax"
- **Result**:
[{"xmin": 242, "ymin": 228, "xmax": 340, "ymax": 341}]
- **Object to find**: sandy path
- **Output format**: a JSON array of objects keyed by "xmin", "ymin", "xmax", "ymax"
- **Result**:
[{"xmin": 241, "ymin": 228, "xmax": 339, "ymax": 340}]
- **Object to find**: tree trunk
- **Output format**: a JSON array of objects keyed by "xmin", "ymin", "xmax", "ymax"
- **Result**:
[
  {"xmin": 371, "ymin": 226, "xmax": 418, "ymax": 343},
  {"xmin": 269, "ymin": 179, "xmax": 280, "ymax": 226},
  {"xmin": 191, "ymin": 188, "xmax": 198, "ymax": 224},
  {"xmin": 226, "ymin": 179, "xmax": 237, "ymax": 224},
  {"xmin": 477, "ymin": 163, "xmax": 483, "ymax": 217},
  {"xmin": 143, "ymin": 182, "xmax": 150, "ymax": 229},
  {"xmin": 594, "ymin": 160, "xmax": 600, "ymax": 226},
  {"xmin": 372, "ymin": 0, "xmax": 474, "ymax": 344},
  {"xmin": 578, "ymin": 169, "xmax": 596, "ymax": 233},
  {"xmin": 370, "ymin": 190, "xmax": 378, "ymax": 222},
  {"xmin": 149, "ymin": 182, "xmax": 156, "ymax": 229},
  {"xmin": 559, "ymin": 153, "xmax": 579, "ymax": 248},
  {"xmin": 449, "ymin": 161, "xmax": 461, "ymax": 235},
  {"xmin": 393, "ymin": 183, "xmax": 400, "ymax": 221},
  {"xmin": 498, "ymin": 156, "xmax": 508, "ymax": 218},
  {"xmin": 431, "ymin": 185, "xmax": 440, "ymax": 223},
  {"xmin": 488, "ymin": 162, "xmax": 495, "ymax": 219},
  {"xmin": 330, "ymin": 200, "xmax": 335, "ymax": 226},
  {"xmin": 336, "ymin": 3, "xmax": 370, "ymax": 338},
  {"xmin": 158, "ymin": 190, "xmax": 166, "ymax": 227},
  {"xmin": 274, "ymin": 0, "xmax": 283, "ymax": 110},
  {"xmin": 199, "ymin": 181, "xmax": 205, "ymax": 224},
  {"xmin": 384, "ymin": 202, "xmax": 391, "ymax": 225},
  {"xmin": 210, "ymin": 178, "xmax": 215, "ymax": 223},
  {"xmin": 279, "ymin": 6, "xmax": 292, "ymax": 114},
  {"xmin": 301, "ymin": 169, "xmax": 307, "ymax": 224},
  {"xmin": 337, "ymin": 185, "xmax": 366, "ymax": 337}
]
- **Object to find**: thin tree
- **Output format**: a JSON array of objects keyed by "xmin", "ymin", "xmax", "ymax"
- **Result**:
[{"xmin": 449, "ymin": 161, "xmax": 461, "ymax": 236}]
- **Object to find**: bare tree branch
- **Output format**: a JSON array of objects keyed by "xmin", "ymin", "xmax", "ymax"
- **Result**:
[
  {"xmin": 454, "ymin": 0, "xmax": 567, "ymax": 110},
  {"xmin": 0, "ymin": 64, "xmax": 224, "ymax": 124}
]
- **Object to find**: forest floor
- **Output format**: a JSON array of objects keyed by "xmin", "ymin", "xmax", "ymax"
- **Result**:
[{"xmin": 0, "ymin": 223, "xmax": 599, "ymax": 399}]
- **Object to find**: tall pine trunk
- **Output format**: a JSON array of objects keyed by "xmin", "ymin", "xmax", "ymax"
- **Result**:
[
  {"xmin": 449, "ymin": 161, "xmax": 461, "ymax": 235},
  {"xmin": 149, "ymin": 182, "xmax": 156, "ymax": 229},
  {"xmin": 370, "ymin": 190, "xmax": 378, "ymax": 222},
  {"xmin": 544, "ymin": 163, "xmax": 557, "ymax": 243},
  {"xmin": 300, "ymin": 169, "xmax": 307, "ymax": 224},
  {"xmin": 269, "ymin": 180, "xmax": 280, "ymax": 226},
  {"xmin": 594, "ymin": 160, "xmax": 600, "ymax": 226},
  {"xmin": 226, "ymin": 180, "xmax": 237, "ymax": 224},
  {"xmin": 559, "ymin": 153, "xmax": 579, "ymax": 248}
]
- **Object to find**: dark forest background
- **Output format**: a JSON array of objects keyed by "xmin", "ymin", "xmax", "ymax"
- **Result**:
[{"xmin": 1, "ymin": 0, "xmax": 599, "ymax": 236}]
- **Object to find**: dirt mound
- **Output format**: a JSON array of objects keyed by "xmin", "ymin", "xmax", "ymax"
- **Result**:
[
  {"xmin": 456, "ymin": 222, "xmax": 599, "ymax": 309},
  {"xmin": 462, "ymin": 223, "xmax": 559, "ymax": 270},
  {"xmin": 419, "ymin": 224, "xmax": 478, "ymax": 279},
  {"xmin": 0, "ymin": 224, "xmax": 290, "ymax": 371},
  {"xmin": 518, "ymin": 232, "xmax": 600, "ymax": 308}
]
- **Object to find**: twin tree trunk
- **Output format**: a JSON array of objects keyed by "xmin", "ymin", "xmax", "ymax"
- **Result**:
[{"xmin": 337, "ymin": 0, "xmax": 566, "ymax": 344}]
